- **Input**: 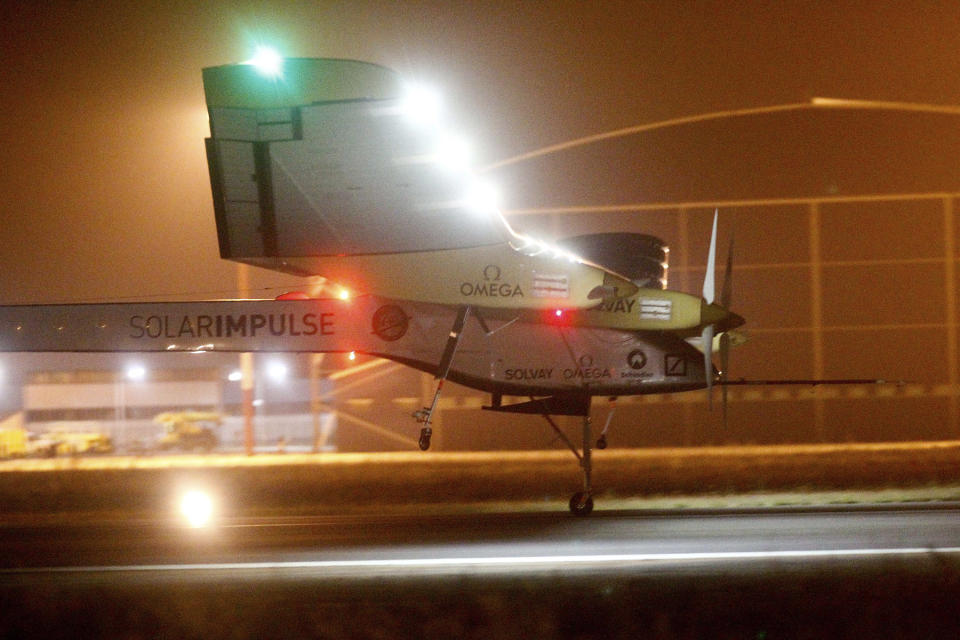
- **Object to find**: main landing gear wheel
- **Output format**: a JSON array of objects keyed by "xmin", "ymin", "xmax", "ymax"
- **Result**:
[
  {"xmin": 596, "ymin": 435, "xmax": 608, "ymax": 450},
  {"xmin": 569, "ymin": 492, "xmax": 594, "ymax": 516},
  {"xmin": 418, "ymin": 427, "xmax": 432, "ymax": 451}
]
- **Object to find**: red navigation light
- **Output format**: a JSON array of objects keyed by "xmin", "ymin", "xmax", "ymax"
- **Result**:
[
  {"xmin": 546, "ymin": 307, "xmax": 572, "ymax": 325},
  {"xmin": 275, "ymin": 291, "xmax": 310, "ymax": 300}
]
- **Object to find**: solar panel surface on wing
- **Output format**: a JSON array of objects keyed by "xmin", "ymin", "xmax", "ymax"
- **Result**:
[{"xmin": 204, "ymin": 58, "xmax": 508, "ymax": 261}]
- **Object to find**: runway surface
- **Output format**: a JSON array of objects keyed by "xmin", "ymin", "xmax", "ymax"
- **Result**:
[
  {"xmin": 3, "ymin": 504, "xmax": 960, "ymax": 637},
  {"xmin": 3, "ymin": 503, "xmax": 960, "ymax": 571}
]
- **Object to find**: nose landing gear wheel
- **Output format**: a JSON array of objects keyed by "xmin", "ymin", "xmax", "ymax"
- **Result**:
[
  {"xmin": 596, "ymin": 435, "xmax": 608, "ymax": 449},
  {"xmin": 418, "ymin": 427, "xmax": 432, "ymax": 451},
  {"xmin": 569, "ymin": 492, "xmax": 594, "ymax": 516}
]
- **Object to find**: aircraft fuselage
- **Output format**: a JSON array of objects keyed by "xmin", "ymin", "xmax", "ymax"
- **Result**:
[{"xmin": 0, "ymin": 296, "xmax": 709, "ymax": 397}]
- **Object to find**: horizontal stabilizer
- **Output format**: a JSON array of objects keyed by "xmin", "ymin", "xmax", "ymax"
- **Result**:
[{"xmin": 558, "ymin": 233, "xmax": 668, "ymax": 288}]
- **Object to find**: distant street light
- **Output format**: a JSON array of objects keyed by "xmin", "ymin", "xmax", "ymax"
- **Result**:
[
  {"xmin": 126, "ymin": 364, "xmax": 146, "ymax": 381},
  {"xmin": 267, "ymin": 360, "xmax": 288, "ymax": 383}
]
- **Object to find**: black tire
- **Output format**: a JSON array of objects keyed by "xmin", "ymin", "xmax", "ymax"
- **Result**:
[
  {"xmin": 418, "ymin": 434, "xmax": 431, "ymax": 451},
  {"xmin": 569, "ymin": 492, "xmax": 594, "ymax": 516}
]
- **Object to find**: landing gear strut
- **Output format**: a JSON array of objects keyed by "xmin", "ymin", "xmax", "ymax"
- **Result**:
[
  {"xmin": 596, "ymin": 397, "xmax": 617, "ymax": 450},
  {"xmin": 575, "ymin": 414, "xmax": 595, "ymax": 516},
  {"xmin": 541, "ymin": 404, "xmax": 595, "ymax": 516},
  {"xmin": 414, "ymin": 305, "xmax": 471, "ymax": 451}
]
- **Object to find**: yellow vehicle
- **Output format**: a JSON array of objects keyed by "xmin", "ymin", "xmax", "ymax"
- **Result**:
[
  {"xmin": 155, "ymin": 412, "xmax": 220, "ymax": 453},
  {"xmin": 0, "ymin": 428, "xmax": 28, "ymax": 458},
  {"xmin": 32, "ymin": 425, "xmax": 114, "ymax": 457}
]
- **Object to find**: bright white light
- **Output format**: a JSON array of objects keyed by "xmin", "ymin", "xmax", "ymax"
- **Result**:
[
  {"xmin": 338, "ymin": 288, "xmax": 351, "ymax": 301},
  {"xmin": 400, "ymin": 83, "xmax": 442, "ymax": 124},
  {"xmin": 227, "ymin": 370, "xmax": 243, "ymax": 382},
  {"xmin": 126, "ymin": 364, "xmax": 146, "ymax": 381},
  {"xmin": 434, "ymin": 133, "xmax": 472, "ymax": 171},
  {"xmin": 180, "ymin": 490, "xmax": 214, "ymax": 528},
  {"xmin": 124, "ymin": 546, "xmax": 960, "ymax": 573},
  {"xmin": 510, "ymin": 233, "xmax": 583, "ymax": 263},
  {"xmin": 252, "ymin": 398, "xmax": 264, "ymax": 407},
  {"xmin": 348, "ymin": 351, "xmax": 356, "ymax": 361},
  {"xmin": 267, "ymin": 360, "xmax": 288, "ymax": 383},
  {"xmin": 463, "ymin": 179, "xmax": 499, "ymax": 213},
  {"xmin": 246, "ymin": 46, "xmax": 283, "ymax": 77}
]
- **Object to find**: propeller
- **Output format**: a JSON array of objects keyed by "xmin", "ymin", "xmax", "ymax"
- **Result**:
[
  {"xmin": 719, "ymin": 231, "xmax": 734, "ymax": 422},
  {"xmin": 701, "ymin": 210, "xmax": 719, "ymax": 409},
  {"xmin": 701, "ymin": 210, "xmax": 736, "ymax": 416}
]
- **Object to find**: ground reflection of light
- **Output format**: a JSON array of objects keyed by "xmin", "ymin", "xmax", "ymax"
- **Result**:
[
  {"xmin": 60, "ymin": 546, "xmax": 960, "ymax": 575},
  {"xmin": 180, "ymin": 490, "xmax": 214, "ymax": 528}
]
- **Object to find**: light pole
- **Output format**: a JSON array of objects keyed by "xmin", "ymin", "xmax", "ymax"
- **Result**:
[{"xmin": 237, "ymin": 262, "xmax": 255, "ymax": 456}]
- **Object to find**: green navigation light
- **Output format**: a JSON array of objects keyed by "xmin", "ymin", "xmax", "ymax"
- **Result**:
[{"xmin": 246, "ymin": 46, "xmax": 283, "ymax": 77}]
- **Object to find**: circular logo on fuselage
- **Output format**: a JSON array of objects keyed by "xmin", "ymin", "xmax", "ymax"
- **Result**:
[
  {"xmin": 371, "ymin": 305, "xmax": 409, "ymax": 341},
  {"xmin": 627, "ymin": 349, "xmax": 647, "ymax": 370}
]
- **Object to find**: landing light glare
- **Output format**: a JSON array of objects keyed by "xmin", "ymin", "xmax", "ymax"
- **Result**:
[
  {"xmin": 400, "ymin": 83, "xmax": 442, "ymax": 124},
  {"xmin": 464, "ymin": 179, "xmax": 499, "ymax": 213},
  {"xmin": 434, "ymin": 133, "xmax": 472, "ymax": 171}
]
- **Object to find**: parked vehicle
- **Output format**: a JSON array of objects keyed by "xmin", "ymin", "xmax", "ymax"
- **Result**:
[{"xmin": 155, "ymin": 412, "xmax": 221, "ymax": 452}]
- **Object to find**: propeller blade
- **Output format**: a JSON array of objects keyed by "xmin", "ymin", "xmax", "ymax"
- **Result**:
[
  {"xmin": 719, "ymin": 226, "xmax": 734, "ymax": 426},
  {"xmin": 702, "ymin": 323, "xmax": 715, "ymax": 410},
  {"xmin": 720, "ymin": 331, "xmax": 731, "ymax": 426},
  {"xmin": 721, "ymin": 233, "xmax": 734, "ymax": 310},
  {"xmin": 702, "ymin": 209, "xmax": 718, "ymax": 304}
]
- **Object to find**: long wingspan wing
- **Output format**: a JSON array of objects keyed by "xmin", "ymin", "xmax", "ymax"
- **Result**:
[
  {"xmin": 202, "ymin": 58, "xmax": 637, "ymax": 309},
  {"xmin": 204, "ymin": 58, "xmax": 508, "ymax": 265}
]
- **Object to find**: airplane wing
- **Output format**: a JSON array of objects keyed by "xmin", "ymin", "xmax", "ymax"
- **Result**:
[
  {"xmin": 205, "ymin": 58, "xmax": 508, "ymax": 266},
  {"xmin": 203, "ymin": 58, "xmax": 637, "ymax": 309}
]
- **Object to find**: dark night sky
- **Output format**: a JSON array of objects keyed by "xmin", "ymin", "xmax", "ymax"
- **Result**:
[{"xmin": 0, "ymin": 1, "xmax": 958, "ymax": 431}]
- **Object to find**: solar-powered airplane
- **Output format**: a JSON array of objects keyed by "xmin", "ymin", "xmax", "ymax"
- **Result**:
[{"xmin": 0, "ymin": 57, "xmax": 871, "ymax": 514}]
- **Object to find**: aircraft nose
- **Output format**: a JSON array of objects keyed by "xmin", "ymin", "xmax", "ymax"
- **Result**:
[
  {"xmin": 725, "ymin": 310, "xmax": 746, "ymax": 331},
  {"xmin": 701, "ymin": 302, "xmax": 745, "ymax": 332}
]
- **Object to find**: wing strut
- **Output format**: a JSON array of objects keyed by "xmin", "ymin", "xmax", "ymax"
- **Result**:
[{"xmin": 413, "ymin": 305, "xmax": 471, "ymax": 450}]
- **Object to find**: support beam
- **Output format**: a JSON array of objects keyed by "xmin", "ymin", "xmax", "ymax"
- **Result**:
[
  {"xmin": 944, "ymin": 197, "xmax": 959, "ymax": 436},
  {"xmin": 809, "ymin": 202, "xmax": 825, "ymax": 440},
  {"xmin": 677, "ymin": 208, "xmax": 695, "ymax": 442}
]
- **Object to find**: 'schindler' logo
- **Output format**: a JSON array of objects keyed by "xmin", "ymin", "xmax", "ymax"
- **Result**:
[
  {"xmin": 627, "ymin": 349, "xmax": 647, "ymax": 370},
  {"xmin": 459, "ymin": 265, "xmax": 524, "ymax": 298},
  {"xmin": 371, "ymin": 305, "xmax": 409, "ymax": 341}
]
